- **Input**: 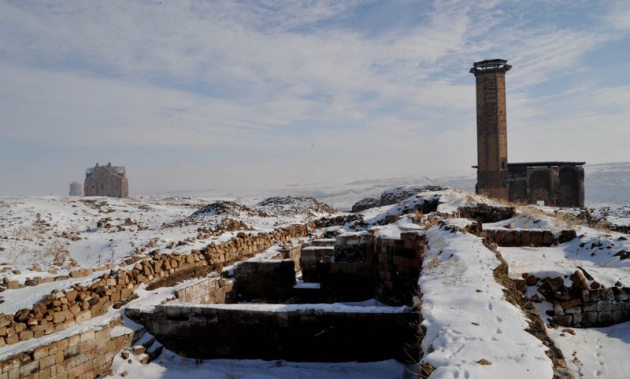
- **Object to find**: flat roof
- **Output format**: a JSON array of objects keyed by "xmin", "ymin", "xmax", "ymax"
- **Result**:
[
  {"xmin": 508, "ymin": 162, "xmax": 586, "ymax": 168},
  {"xmin": 469, "ymin": 59, "xmax": 511, "ymax": 74},
  {"xmin": 471, "ymin": 162, "xmax": 586, "ymax": 169}
]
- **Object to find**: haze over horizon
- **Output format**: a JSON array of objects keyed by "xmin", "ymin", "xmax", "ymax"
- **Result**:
[{"xmin": 2, "ymin": 1, "xmax": 630, "ymax": 196}]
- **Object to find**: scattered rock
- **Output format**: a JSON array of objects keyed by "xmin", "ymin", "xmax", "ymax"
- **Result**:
[
  {"xmin": 525, "ymin": 274, "xmax": 539, "ymax": 286},
  {"xmin": 570, "ymin": 270, "xmax": 588, "ymax": 290}
]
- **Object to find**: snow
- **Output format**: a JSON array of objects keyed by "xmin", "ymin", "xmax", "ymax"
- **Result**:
[
  {"xmin": 3, "ymin": 187, "xmax": 630, "ymax": 378},
  {"xmin": 500, "ymin": 228, "xmax": 630, "ymax": 288},
  {"xmin": 294, "ymin": 282, "xmax": 321, "ymax": 289},
  {"xmin": 419, "ymin": 221, "xmax": 553, "ymax": 378},
  {"xmin": 110, "ymin": 352, "xmax": 413, "ymax": 379},
  {"xmin": 548, "ymin": 321, "xmax": 630, "ymax": 378}
]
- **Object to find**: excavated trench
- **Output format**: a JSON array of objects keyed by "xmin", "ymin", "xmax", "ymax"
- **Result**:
[
  {"xmin": 127, "ymin": 233, "xmax": 424, "ymax": 363},
  {"xmin": 126, "ymin": 202, "xmax": 579, "ymax": 371}
]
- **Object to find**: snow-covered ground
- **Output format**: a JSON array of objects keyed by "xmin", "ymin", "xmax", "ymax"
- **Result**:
[
  {"xmin": 419, "ymin": 220, "xmax": 553, "ymax": 378},
  {"xmin": 1, "ymin": 187, "xmax": 630, "ymax": 378}
]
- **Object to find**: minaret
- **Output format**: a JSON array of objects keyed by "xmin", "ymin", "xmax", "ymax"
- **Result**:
[{"xmin": 470, "ymin": 59, "xmax": 511, "ymax": 201}]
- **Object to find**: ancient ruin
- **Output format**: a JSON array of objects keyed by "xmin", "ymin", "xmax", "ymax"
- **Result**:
[
  {"xmin": 83, "ymin": 162, "xmax": 129, "ymax": 198},
  {"xmin": 68, "ymin": 182, "xmax": 83, "ymax": 196},
  {"xmin": 2, "ymin": 189, "xmax": 630, "ymax": 377},
  {"xmin": 470, "ymin": 59, "xmax": 585, "ymax": 207}
]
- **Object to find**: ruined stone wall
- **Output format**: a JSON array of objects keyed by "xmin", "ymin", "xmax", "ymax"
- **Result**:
[
  {"xmin": 287, "ymin": 245, "xmax": 302, "ymax": 271},
  {"xmin": 300, "ymin": 246, "xmax": 334, "ymax": 282},
  {"xmin": 556, "ymin": 166, "xmax": 584, "ymax": 208},
  {"xmin": 231, "ymin": 260, "xmax": 296, "ymax": 302},
  {"xmin": 374, "ymin": 233, "xmax": 424, "ymax": 306},
  {"xmin": 0, "ymin": 320, "xmax": 133, "ymax": 379},
  {"xmin": 506, "ymin": 165, "xmax": 585, "ymax": 207},
  {"xmin": 322, "ymin": 261, "xmax": 374, "ymax": 301},
  {"xmin": 134, "ymin": 303, "xmax": 417, "ymax": 362},
  {"xmin": 484, "ymin": 229, "xmax": 576, "ymax": 247},
  {"xmin": 320, "ymin": 234, "xmax": 375, "ymax": 301},
  {"xmin": 0, "ymin": 223, "xmax": 313, "ymax": 374},
  {"xmin": 553, "ymin": 287, "xmax": 630, "ymax": 327},
  {"xmin": 175, "ymin": 276, "xmax": 235, "ymax": 304},
  {"xmin": 299, "ymin": 233, "xmax": 424, "ymax": 305}
]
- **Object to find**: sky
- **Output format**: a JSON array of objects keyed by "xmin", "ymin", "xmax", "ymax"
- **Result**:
[{"xmin": 1, "ymin": 0, "xmax": 630, "ymax": 196}]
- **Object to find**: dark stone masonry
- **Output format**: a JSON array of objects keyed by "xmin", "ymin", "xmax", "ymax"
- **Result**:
[{"xmin": 471, "ymin": 59, "xmax": 585, "ymax": 207}]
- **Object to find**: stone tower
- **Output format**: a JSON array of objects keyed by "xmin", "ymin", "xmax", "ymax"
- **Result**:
[
  {"xmin": 69, "ymin": 181, "xmax": 83, "ymax": 196},
  {"xmin": 470, "ymin": 59, "xmax": 511, "ymax": 201}
]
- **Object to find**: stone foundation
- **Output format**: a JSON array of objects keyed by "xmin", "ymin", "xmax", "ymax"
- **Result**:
[
  {"xmin": 132, "ymin": 303, "xmax": 418, "ymax": 362},
  {"xmin": 0, "ymin": 223, "xmax": 314, "ymax": 376},
  {"xmin": 0, "ymin": 319, "xmax": 132, "ymax": 379},
  {"xmin": 231, "ymin": 260, "xmax": 297, "ymax": 302},
  {"xmin": 175, "ymin": 276, "xmax": 236, "ymax": 304},
  {"xmin": 552, "ymin": 286, "xmax": 630, "ymax": 327},
  {"xmin": 484, "ymin": 229, "xmax": 576, "ymax": 247},
  {"xmin": 300, "ymin": 233, "xmax": 424, "ymax": 305},
  {"xmin": 374, "ymin": 233, "xmax": 423, "ymax": 305}
]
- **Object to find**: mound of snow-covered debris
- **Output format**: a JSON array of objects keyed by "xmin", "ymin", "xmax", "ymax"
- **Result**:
[
  {"xmin": 255, "ymin": 196, "xmax": 334, "ymax": 216},
  {"xmin": 190, "ymin": 201, "xmax": 265, "ymax": 218},
  {"xmin": 351, "ymin": 185, "xmax": 445, "ymax": 212},
  {"xmin": 189, "ymin": 197, "xmax": 334, "ymax": 220}
]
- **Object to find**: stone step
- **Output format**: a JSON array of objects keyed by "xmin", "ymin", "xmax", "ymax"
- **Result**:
[
  {"xmin": 130, "ymin": 326, "xmax": 147, "ymax": 346},
  {"xmin": 132, "ymin": 336, "xmax": 156, "ymax": 356},
  {"xmin": 139, "ymin": 342, "xmax": 164, "ymax": 365}
]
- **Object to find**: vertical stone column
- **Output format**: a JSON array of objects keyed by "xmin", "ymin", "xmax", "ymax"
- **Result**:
[{"xmin": 470, "ymin": 59, "xmax": 511, "ymax": 201}]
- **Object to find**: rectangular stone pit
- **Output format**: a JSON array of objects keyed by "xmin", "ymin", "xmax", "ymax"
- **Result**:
[{"xmin": 135, "ymin": 303, "xmax": 418, "ymax": 363}]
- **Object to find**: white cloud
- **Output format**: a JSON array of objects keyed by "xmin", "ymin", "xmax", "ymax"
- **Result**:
[{"xmin": 1, "ymin": 0, "xmax": 630, "ymax": 195}]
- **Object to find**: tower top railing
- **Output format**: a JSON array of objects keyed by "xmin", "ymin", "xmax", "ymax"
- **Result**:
[{"xmin": 469, "ymin": 59, "xmax": 511, "ymax": 75}]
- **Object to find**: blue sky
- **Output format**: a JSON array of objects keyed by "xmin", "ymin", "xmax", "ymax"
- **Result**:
[{"xmin": 1, "ymin": 0, "xmax": 630, "ymax": 195}]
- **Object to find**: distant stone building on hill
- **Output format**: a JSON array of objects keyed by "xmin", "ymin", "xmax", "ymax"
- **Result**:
[
  {"xmin": 69, "ymin": 182, "xmax": 83, "ymax": 196},
  {"xmin": 84, "ymin": 162, "xmax": 129, "ymax": 198}
]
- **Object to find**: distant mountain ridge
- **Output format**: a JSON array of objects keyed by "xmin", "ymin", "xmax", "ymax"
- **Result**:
[
  {"xmin": 584, "ymin": 162, "xmax": 630, "ymax": 206},
  {"xmin": 156, "ymin": 162, "xmax": 630, "ymax": 209},
  {"xmin": 293, "ymin": 163, "xmax": 630, "ymax": 209}
]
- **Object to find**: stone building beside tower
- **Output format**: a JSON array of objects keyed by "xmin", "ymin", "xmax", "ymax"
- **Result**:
[
  {"xmin": 470, "ymin": 59, "xmax": 585, "ymax": 207},
  {"xmin": 84, "ymin": 162, "xmax": 129, "ymax": 198}
]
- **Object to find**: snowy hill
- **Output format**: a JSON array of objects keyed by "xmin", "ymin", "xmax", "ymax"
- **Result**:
[{"xmin": 155, "ymin": 162, "xmax": 630, "ymax": 209}]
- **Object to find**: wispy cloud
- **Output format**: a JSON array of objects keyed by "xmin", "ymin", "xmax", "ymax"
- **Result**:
[{"xmin": 0, "ymin": 0, "xmax": 629, "ymax": 195}]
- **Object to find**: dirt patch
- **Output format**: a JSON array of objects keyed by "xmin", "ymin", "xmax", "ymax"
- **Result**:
[{"xmin": 146, "ymin": 265, "xmax": 216, "ymax": 291}]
